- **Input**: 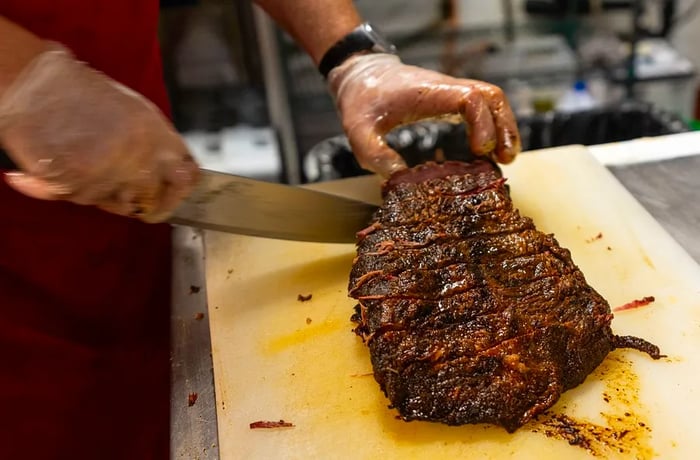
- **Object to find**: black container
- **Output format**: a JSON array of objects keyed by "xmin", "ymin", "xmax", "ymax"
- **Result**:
[{"xmin": 521, "ymin": 100, "xmax": 689, "ymax": 150}]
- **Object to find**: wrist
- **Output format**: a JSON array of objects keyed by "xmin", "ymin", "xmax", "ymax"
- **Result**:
[
  {"xmin": 327, "ymin": 53, "xmax": 402, "ymax": 96},
  {"xmin": 0, "ymin": 42, "xmax": 74, "ymax": 123},
  {"xmin": 318, "ymin": 23, "xmax": 397, "ymax": 79},
  {"xmin": 0, "ymin": 17, "xmax": 46, "ymax": 99}
]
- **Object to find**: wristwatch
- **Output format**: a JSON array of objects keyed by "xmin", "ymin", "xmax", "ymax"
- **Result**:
[{"xmin": 318, "ymin": 23, "xmax": 397, "ymax": 79}]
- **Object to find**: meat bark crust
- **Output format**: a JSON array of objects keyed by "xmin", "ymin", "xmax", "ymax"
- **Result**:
[{"xmin": 348, "ymin": 160, "xmax": 661, "ymax": 433}]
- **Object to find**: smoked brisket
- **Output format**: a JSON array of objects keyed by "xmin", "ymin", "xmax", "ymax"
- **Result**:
[{"xmin": 348, "ymin": 160, "xmax": 661, "ymax": 433}]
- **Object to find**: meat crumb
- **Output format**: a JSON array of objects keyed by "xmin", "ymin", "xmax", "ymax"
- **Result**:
[
  {"xmin": 305, "ymin": 317, "xmax": 312, "ymax": 325},
  {"xmin": 189, "ymin": 285, "xmax": 201, "ymax": 294},
  {"xmin": 297, "ymin": 294, "xmax": 312, "ymax": 302},
  {"xmin": 613, "ymin": 296, "xmax": 655, "ymax": 312},
  {"xmin": 249, "ymin": 420, "xmax": 294, "ymax": 429},
  {"xmin": 188, "ymin": 392, "xmax": 198, "ymax": 407},
  {"xmin": 194, "ymin": 312, "xmax": 205, "ymax": 320},
  {"xmin": 586, "ymin": 232, "xmax": 603, "ymax": 243}
]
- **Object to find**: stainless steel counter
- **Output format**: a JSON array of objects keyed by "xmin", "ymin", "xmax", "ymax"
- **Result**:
[
  {"xmin": 170, "ymin": 143, "xmax": 700, "ymax": 459},
  {"xmin": 609, "ymin": 155, "xmax": 700, "ymax": 263},
  {"xmin": 171, "ymin": 226, "xmax": 219, "ymax": 459}
]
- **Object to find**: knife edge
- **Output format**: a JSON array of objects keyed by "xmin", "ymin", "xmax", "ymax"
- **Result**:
[{"xmin": 171, "ymin": 169, "xmax": 378, "ymax": 243}]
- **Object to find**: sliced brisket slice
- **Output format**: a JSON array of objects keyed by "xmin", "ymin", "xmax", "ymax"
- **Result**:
[{"xmin": 348, "ymin": 160, "xmax": 662, "ymax": 433}]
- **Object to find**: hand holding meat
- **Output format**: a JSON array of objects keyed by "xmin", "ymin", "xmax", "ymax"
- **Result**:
[
  {"xmin": 328, "ymin": 53, "xmax": 522, "ymax": 177},
  {"xmin": 0, "ymin": 43, "xmax": 199, "ymax": 222}
]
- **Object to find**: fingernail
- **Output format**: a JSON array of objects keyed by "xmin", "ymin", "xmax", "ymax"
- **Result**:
[{"xmin": 376, "ymin": 159, "xmax": 407, "ymax": 178}]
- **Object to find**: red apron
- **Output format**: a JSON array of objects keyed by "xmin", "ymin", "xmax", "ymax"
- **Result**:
[{"xmin": 0, "ymin": 2, "xmax": 172, "ymax": 458}]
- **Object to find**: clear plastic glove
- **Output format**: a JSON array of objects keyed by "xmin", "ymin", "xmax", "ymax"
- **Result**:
[
  {"xmin": 0, "ymin": 43, "xmax": 199, "ymax": 222},
  {"xmin": 328, "ymin": 53, "xmax": 522, "ymax": 177}
]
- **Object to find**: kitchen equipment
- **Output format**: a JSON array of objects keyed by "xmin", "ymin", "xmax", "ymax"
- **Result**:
[
  {"xmin": 0, "ymin": 147, "xmax": 377, "ymax": 243},
  {"xmin": 170, "ymin": 169, "xmax": 377, "ymax": 243},
  {"xmin": 203, "ymin": 145, "xmax": 700, "ymax": 459}
]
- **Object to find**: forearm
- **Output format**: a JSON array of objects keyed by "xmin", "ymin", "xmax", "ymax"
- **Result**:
[
  {"xmin": 252, "ymin": 0, "xmax": 362, "ymax": 64},
  {"xmin": 0, "ymin": 16, "xmax": 44, "ymax": 98}
]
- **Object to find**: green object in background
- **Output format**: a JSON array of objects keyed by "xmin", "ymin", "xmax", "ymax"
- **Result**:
[
  {"xmin": 533, "ymin": 97, "xmax": 555, "ymax": 114},
  {"xmin": 688, "ymin": 120, "xmax": 700, "ymax": 131}
]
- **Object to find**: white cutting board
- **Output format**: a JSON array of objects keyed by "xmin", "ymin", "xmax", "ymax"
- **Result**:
[{"xmin": 204, "ymin": 146, "xmax": 700, "ymax": 459}]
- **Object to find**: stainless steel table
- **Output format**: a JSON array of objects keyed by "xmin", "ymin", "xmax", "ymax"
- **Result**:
[
  {"xmin": 609, "ymin": 155, "xmax": 700, "ymax": 263},
  {"xmin": 170, "ymin": 136, "xmax": 700, "ymax": 459},
  {"xmin": 171, "ymin": 227, "xmax": 219, "ymax": 459}
]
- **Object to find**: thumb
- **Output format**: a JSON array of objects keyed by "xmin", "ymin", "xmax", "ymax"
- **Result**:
[
  {"xmin": 4, "ymin": 171, "xmax": 71, "ymax": 200},
  {"xmin": 346, "ymin": 123, "xmax": 407, "ymax": 178}
]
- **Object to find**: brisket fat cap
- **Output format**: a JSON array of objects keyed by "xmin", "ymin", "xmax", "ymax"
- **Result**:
[{"xmin": 348, "ymin": 160, "xmax": 661, "ymax": 433}]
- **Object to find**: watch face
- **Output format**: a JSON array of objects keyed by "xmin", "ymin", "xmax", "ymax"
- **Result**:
[{"xmin": 363, "ymin": 23, "xmax": 397, "ymax": 54}]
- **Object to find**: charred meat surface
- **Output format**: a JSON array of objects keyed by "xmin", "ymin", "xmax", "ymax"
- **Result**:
[{"xmin": 348, "ymin": 160, "xmax": 661, "ymax": 433}]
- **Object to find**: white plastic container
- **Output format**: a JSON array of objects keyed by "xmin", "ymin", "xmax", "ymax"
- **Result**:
[{"xmin": 556, "ymin": 80, "xmax": 599, "ymax": 113}]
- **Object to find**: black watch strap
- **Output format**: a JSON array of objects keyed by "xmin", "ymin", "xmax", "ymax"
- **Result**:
[{"xmin": 318, "ymin": 23, "xmax": 397, "ymax": 79}]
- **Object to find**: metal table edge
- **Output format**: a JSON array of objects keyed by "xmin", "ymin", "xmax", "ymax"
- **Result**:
[{"xmin": 171, "ymin": 225, "xmax": 220, "ymax": 459}]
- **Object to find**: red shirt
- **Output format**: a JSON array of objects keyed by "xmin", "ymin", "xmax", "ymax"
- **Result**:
[{"xmin": 0, "ymin": 2, "xmax": 172, "ymax": 458}]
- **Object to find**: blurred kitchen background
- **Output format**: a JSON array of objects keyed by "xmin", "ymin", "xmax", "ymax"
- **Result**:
[{"xmin": 158, "ymin": 0, "xmax": 700, "ymax": 184}]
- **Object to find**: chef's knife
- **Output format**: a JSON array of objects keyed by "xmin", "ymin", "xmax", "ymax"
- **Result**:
[
  {"xmin": 0, "ymin": 149, "xmax": 377, "ymax": 243},
  {"xmin": 170, "ymin": 169, "xmax": 377, "ymax": 243}
]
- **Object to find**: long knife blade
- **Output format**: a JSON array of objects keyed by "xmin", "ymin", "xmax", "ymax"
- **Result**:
[
  {"xmin": 170, "ymin": 169, "xmax": 378, "ymax": 243},
  {"xmin": 0, "ymin": 148, "xmax": 375, "ymax": 243}
]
